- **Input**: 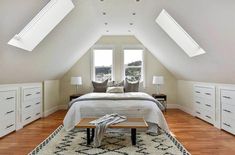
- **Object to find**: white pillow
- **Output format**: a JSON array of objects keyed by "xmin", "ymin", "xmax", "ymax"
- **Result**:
[{"xmin": 106, "ymin": 87, "xmax": 124, "ymax": 93}]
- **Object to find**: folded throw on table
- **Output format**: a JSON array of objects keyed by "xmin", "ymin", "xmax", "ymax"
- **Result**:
[{"xmin": 89, "ymin": 113, "xmax": 127, "ymax": 147}]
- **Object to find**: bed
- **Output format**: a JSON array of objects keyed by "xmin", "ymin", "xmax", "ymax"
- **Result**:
[{"xmin": 63, "ymin": 92, "xmax": 169, "ymax": 133}]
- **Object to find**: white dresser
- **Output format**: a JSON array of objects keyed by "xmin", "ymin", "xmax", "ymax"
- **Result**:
[
  {"xmin": 21, "ymin": 86, "xmax": 42, "ymax": 126},
  {"xmin": 220, "ymin": 88, "xmax": 235, "ymax": 135},
  {"xmin": 0, "ymin": 88, "xmax": 17, "ymax": 137},
  {"xmin": 194, "ymin": 85, "xmax": 215, "ymax": 124}
]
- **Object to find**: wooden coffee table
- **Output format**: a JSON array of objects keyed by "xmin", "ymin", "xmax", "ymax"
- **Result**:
[{"xmin": 76, "ymin": 117, "xmax": 148, "ymax": 145}]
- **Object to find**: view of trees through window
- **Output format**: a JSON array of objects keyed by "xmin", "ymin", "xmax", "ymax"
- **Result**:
[
  {"xmin": 93, "ymin": 49, "xmax": 113, "ymax": 81},
  {"xmin": 124, "ymin": 49, "xmax": 143, "ymax": 82}
]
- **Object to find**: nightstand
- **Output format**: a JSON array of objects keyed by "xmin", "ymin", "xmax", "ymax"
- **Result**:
[
  {"xmin": 70, "ymin": 94, "xmax": 84, "ymax": 101},
  {"xmin": 152, "ymin": 94, "xmax": 167, "ymax": 112}
]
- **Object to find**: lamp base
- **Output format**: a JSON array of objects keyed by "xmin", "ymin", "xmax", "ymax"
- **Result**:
[{"xmin": 156, "ymin": 84, "xmax": 161, "ymax": 94}]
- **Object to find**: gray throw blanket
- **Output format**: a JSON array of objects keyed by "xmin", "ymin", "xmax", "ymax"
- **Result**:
[
  {"xmin": 89, "ymin": 114, "xmax": 127, "ymax": 147},
  {"xmin": 68, "ymin": 93, "xmax": 165, "ymax": 111}
]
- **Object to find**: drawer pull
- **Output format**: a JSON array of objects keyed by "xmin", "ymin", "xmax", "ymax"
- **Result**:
[
  {"xmin": 6, "ymin": 110, "xmax": 14, "ymax": 115},
  {"xmin": 196, "ymin": 101, "xmax": 201, "ymax": 104},
  {"xmin": 223, "ymin": 96, "xmax": 231, "ymax": 99},
  {"xmin": 35, "ymin": 102, "xmax": 40, "ymax": 105},
  {"xmin": 25, "ymin": 116, "xmax": 31, "ymax": 120},
  {"xmin": 26, "ymin": 93, "xmax": 32, "ymax": 96},
  {"xmin": 196, "ymin": 111, "xmax": 201, "ymax": 114},
  {"xmin": 36, "ymin": 92, "xmax": 40, "ymax": 94},
  {"xmin": 36, "ymin": 112, "xmax": 40, "ymax": 116},
  {"xmin": 223, "ymin": 123, "xmax": 231, "ymax": 128},
  {"xmin": 195, "ymin": 91, "xmax": 200, "ymax": 94},
  {"xmin": 223, "ymin": 109, "xmax": 232, "ymax": 113},
  {"xmin": 25, "ymin": 105, "xmax": 31, "ymax": 108},
  {"xmin": 206, "ymin": 115, "xmax": 211, "ymax": 119},
  {"xmin": 205, "ymin": 93, "xmax": 211, "ymax": 95},
  {"xmin": 6, "ymin": 124, "xmax": 14, "ymax": 129},
  {"xmin": 6, "ymin": 97, "xmax": 14, "ymax": 100},
  {"xmin": 205, "ymin": 104, "xmax": 211, "ymax": 107}
]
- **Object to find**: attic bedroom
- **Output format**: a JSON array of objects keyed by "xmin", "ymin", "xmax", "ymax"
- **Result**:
[{"xmin": 0, "ymin": 0, "xmax": 235, "ymax": 155}]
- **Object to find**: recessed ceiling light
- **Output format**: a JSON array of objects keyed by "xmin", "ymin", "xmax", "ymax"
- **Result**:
[
  {"xmin": 106, "ymin": 30, "xmax": 109, "ymax": 32},
  {"xmin": 129, "ymin": 23, "xmax": 133, "ymax": 25},
  {"xmin": 100, "ymin": 0, "xmax": 104, "ymax": 1},
  {"xmin": 132, "ymin": 13, "xmax": 136, "ymax": 15},
  {"xmin": 102, "ymin": 12, "xmax": 106, "ymax": 15},
  {"xmin": 128, "ymin": 30, "xmax": 131, "ymax": 32},
  {"xmin": 104, "ymin": 22, "xmax": 108, "ymax": 25},
  {"xmin": 136, "ymin": 0, "xmax": 140, "ymax": 2}
]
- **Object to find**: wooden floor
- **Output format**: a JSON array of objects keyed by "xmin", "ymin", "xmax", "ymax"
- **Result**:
[{"xmin": 0, "ymin": 109, "xmax": 235, "ymax": 155}]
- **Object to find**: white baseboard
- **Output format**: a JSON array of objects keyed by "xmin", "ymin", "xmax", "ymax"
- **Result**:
[
  {"xmin": 177, "ymin": 104, "xmax": 195, "ymax": 116},
  {"xmin": 43, "ymin": 106, "xmax": 59, "ymax": 117},
  {"xmin": 167, "ymin": 104, "xmax": 180, "ymax": 109},
  {"xmin": 58, "ymin": 104, "xmax": 68, "ymax": 110}
]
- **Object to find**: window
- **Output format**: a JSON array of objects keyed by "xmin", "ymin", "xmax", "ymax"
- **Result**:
[
  {"xmin": 124, "ymin": 49, "xmax": 143, "ymax": 82},
  {"xmin": 93, "ymin": 49, "xmax": 113, "ymax": 81}
]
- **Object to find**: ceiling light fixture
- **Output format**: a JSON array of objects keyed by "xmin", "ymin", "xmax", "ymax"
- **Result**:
[
  {"xmin": 106, "ymin": 30, "xmax": 109, "ymax": 32},
  {"xmin": 102, "ymin": 12, "xmax": 106, "ymax": 15},
  {"xmin": 104, "ymin": 22, "xmax": 108, "ymax": 25},
  {"xmin": 132, "ymin": 13, "xmax": 136, "ymax": 15},
  {"xmin": 128, "ymin": 30, "xmax": 131, "ymax": 32},
  {"xmin": 129, "ymin": 23, "xmax": 133, "ymax": 25}
]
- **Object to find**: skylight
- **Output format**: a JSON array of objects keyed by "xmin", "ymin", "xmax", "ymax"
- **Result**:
[
  {"xmin": 8, "ymin": 0, "xmax": 74, "ymax": 51},
  {"xmin": 156, "ymin": 9, "xmax": 206, "ymax": 57}
]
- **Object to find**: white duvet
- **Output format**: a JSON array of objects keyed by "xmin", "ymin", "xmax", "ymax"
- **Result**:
[{"xmin": 63, "ymin": 92, "xmax": 169, "ymax": 132}]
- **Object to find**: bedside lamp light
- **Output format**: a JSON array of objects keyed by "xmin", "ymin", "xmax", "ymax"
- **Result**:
[
  {"xmin": 153, "ymin": 76, "xmax": 164, "ymax": 94},
  {"xmin": 71, "ymin": 76, "xmax": 82, "ymax": 94}
]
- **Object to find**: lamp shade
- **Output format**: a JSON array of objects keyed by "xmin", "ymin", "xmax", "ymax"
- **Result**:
[
  {"xmin": 71, "ymin": 77, "xmax": 82, "ymax": 85},
  {"xmin": 152, "ymin": 76, "xmax": 164, "ymax": 85}
]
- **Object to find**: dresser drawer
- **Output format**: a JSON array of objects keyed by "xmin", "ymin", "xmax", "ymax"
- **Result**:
[
  {"xmin": 222, "ymin": 103, "xmax": 235, "ymax": 119},
  {"xmin": 221, "ymin": 89, "xmax": 235, "ymax": 105},
  {"xmin": 194, "ymin": 96, "xmax": 203, "ymax": 106},
  {"xmin": 22, "ymin": 112, "xmax": 33, "ymax": 126},
  {"xmin": 202, "ymin": 88, "xmax": 214, "ymax": 99},
  {"xmin": 0, "ymin": 90, "xmax": 16, "ymax": 103},
  {"xmin": 203, "ymin": 110, "xmax": 214, "ymax": 124},
  {"xmin": 22, "ymin": 98, "xmax": 41, "ymax": 109},
  {"xmin": 194, "ymin": 87, "xmax": 204, "ymax": 97},
  {"xmin": 23, "ymin": 87, "xmax": 41, "ymax": 101},
  {"xmin": 34, "ymin": 107, "xmax": 42, "ymax": 119},
  {"xmin": 0, "ymin": 112, "xmax": 16, "ymax": 137},
  {"xmin": 222, "ymin": 117, "xmax": 235, "ymax": 135},
  {"xmin": 195, "ymin": 107, "xmax": 204, "ymax": 120},
  {"xmin": 202, "ymin": 99, "xmax": 214, "ymax": 111},
  {"xmin": 0, "ymin": 102, "xmax": 15, "ymax": 119}
]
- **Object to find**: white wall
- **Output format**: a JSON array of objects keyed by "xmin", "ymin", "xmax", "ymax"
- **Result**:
[
  {"xmin": 177, "ymin": 80, "xmax": 235, "ymax": 128},
  {"xmin": 43, "ymin": 80, "xmax": 60, "ymax": 117},
  {"xmin": 59, "ymin": 36, "xmax": 177, "ymax": 106}
]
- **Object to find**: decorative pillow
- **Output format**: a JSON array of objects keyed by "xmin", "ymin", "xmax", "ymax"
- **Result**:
[
  {"xmin": 107, "ymin": 80, "xmax": 124, "ymax": 87},
  {"xmin": 106, "ymin": 87, "xmax": 124, "ymax": 93},
  {"xmin": 124, "ymin": 79, "xmax": 139, "ymax": 92},
  {"xmin": 92, "ymin": 79, "xmax": 108, "ymax": 92}
]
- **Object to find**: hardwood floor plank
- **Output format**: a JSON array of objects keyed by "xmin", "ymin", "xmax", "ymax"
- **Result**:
[{"xmin": 0, "ymin": 109, "xmax": 235, "ymax": 155}]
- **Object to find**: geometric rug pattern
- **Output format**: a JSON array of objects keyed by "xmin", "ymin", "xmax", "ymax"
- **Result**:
[{"xmin": 29, "ymin": 125, "xmax": 190, "ymax": 155}]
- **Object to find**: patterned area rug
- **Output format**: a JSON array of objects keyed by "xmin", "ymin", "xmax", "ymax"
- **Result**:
[{"xmin": 29, "ymin": 125, "xmax": 190, "ymax": 155}]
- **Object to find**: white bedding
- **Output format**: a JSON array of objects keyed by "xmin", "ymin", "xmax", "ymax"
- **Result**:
[{"xmin": 63, "ymin": 92, "xmax": 169, "ymax": 132}]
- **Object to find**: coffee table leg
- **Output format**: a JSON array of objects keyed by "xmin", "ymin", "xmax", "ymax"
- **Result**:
[
  {"xmin": 91, "ymin": 128, "xmax": 95, "ymax": 142},
  {"xmin": 131, "ymin": 128, "xmax": 136, "ymax": 145},
  {"xmin": 87, "ymin": 128, "xmax": 90, "ymax": 145}
]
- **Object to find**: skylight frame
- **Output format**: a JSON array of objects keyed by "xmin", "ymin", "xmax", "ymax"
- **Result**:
[{"xmin": 156, "ymin": 9, "xmax": 206, "ymax": 57}]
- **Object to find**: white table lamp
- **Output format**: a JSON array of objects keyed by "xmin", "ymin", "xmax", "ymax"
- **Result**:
[
  {"xmin": 152, "ymin": 76, "xmax": 164, "ymax": 94},
  {"xmin": 71, "ymin": 76, "xmax": 82, "ymax": 93}
]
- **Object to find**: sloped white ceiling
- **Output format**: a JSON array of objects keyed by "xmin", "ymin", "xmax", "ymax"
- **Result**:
[{"xmin": 0, "ymin": 0, "xmax": 235, "ymax": 84}]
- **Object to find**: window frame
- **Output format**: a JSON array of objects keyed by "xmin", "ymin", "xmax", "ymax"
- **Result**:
[
  {"xmin": 122, "ymin": 45, "xmax": 145, "ymax": 82},
  {"xmin": 91, "ymin": 45, "xmax": 115, "ymax": 82}
]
